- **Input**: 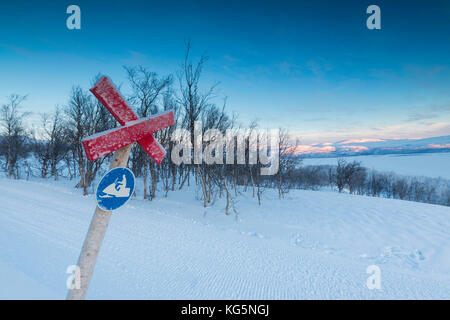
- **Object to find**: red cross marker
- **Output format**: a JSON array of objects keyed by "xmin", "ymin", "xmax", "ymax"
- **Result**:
[
  {"xmin": 82, "ymin": 76, "xmax": 174, "ymax": 164},
  {"xmin": 67, "ymin": 76, "xmax": 175, "ymax": 300}
]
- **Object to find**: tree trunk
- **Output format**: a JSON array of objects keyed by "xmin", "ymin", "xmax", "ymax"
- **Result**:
[
  {"xmin": 143, "ymin": 158, "xmax": 148, "ymax": 199},
  {"xmin": 171, "ymin": 164, "xmax": 176, "ymax": 191},
  {"xmin": 150, "ymin": 161, "xmax": 156, "ymax": 200},
  {"xmin": 197, "ymin": 165, "xmax": 208, "ymax": 207},
  {"xmin": 223, "ymin": 178, "xmax": 231, "ymax": 215},
  {"xmin": 51, "ymin": 155, "xmax": 57, "ymax": 180},
  {"xmin": 249, "ymin": 166, "xmax": 255, "ymax": 198},
  {"xmin": 257, "ymin": 183, "xmax": 261, "ymax": 206},
  {"xmin": 179, "ymin": 166, "xmax": 190, "ymax": 190}
]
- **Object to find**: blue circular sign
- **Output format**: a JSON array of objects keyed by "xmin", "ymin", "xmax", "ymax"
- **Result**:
[{"xmin": 96, "ymin": 167, "xmax": 135, "ymax": 211}]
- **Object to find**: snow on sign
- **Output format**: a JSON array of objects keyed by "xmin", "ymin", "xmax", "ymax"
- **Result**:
[
  {"xmin": 67, "ymin": 76, "xmax": 174, "ymax": 300},
  {"xmin": 96, "ymin": 168, "xmax": 135, "ymax": 211}
]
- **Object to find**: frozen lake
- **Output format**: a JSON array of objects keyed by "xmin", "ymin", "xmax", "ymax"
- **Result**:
[{"xmin": 303, "ymin": 152, "xmax": 450, "ymax": 179}]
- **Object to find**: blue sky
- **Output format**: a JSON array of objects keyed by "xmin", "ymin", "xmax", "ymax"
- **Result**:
[{"xmin": 0, "ymin": 0, "xmax": 449, "ymax": 144}]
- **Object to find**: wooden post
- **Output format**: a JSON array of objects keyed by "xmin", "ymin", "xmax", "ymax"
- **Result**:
[
  {"xmin": 66, "ymin": 77, "xmax": 174, "ymax": 300},
  {"xmin": 67, "ymin": 144, "xmax": 133, "ymax": 300}
]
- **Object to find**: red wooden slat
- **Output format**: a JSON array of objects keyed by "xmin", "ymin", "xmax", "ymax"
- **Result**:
[
  {"xmin": 89, "ymin": 76, "xmax": 167, "ymax": 163},
  {"xmin": 90, "ymin": 76, "xmax": 138, "ymax": 125},
  {"xmin": 82, "ymin": 110, "xmax": 174, "ymax": 162}
]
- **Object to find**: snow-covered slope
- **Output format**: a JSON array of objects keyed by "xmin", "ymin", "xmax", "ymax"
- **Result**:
[{"xmin": 0, "ymin": 177, "xmax": 449, "ymax": 299}]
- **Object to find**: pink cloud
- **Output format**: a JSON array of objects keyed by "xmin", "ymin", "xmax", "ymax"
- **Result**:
[
  {"xmin": 291, "ymin": 121, "xmax": 450, "ymax": 145},
  {"xmin": 287, "ymin": 145, "xmax": 336, "ymax": 155},
  {"xmin": 427, "ymin": 143, "xmax": 450, "ymax": 149},
  {"xmin": 338, "ymin": 138, "xmax": 384, "ymax": 145}
]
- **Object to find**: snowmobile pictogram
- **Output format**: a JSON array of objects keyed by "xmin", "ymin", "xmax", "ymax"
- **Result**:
[{"xmin": 99, "ymin": 174, "xmax": 131, "ymax": 198}]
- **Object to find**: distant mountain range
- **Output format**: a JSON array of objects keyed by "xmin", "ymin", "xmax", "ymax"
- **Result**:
[{"xmin": 293, "ymin": 135, "xmax": 450, "ymax": 158}]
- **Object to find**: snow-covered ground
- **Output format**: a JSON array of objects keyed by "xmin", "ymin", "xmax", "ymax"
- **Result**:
[
  {"xmin": 0, "ymin": 177, "xmax": 449, "ymax": 299},
  {"xmin": 303, "ymin": 152, "xmax": 450, "ymax": 179}
]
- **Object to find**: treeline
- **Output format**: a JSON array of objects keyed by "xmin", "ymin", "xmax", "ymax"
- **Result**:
[
  {"xmin": 0, "ymin": 43, "xmax": 301, "ymax": 213},
  {"xmin": 280, "ymin": 159, "xmax": 450, "ymax": 207},
  {"xmin": 1, "ymin": 43, "xmax": 448, "ymax": 210}
]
